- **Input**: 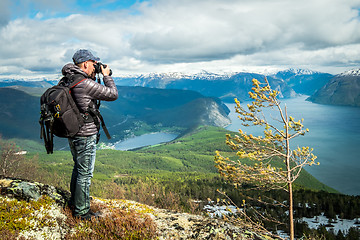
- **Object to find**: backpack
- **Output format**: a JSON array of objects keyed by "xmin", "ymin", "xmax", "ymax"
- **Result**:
[{"xmin": 39, "ymin": 74, "xmax": 110, "ymax": 154}]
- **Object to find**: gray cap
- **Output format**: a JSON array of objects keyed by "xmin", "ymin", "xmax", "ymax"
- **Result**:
[{"xmin": 72, "ymin": 49, "xmax": 100, "ymax": 64}]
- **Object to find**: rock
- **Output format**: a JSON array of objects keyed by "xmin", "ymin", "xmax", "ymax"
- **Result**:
[
  {"xmin": 0, "ymin": 176, "xmax": 70, "ymax": 206},
  {"xmin": 150, "ymin": 208, "xmax": 269, "ymax": 239},
  {"xmin": 91, "ymin": 198, "xmax": 272, "ymax": 240}
]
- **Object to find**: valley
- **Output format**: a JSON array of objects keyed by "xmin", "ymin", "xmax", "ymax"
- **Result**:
[{"xmin": 1, "ymin": 67, "xmax": 360, "ymax": 238}]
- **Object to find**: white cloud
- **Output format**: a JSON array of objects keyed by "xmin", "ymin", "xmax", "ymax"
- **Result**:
[{"xmin": 1, "ymin": 0, "xmax": 360, "ymax": 78}]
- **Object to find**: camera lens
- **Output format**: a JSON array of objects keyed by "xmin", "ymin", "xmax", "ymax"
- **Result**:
[
  {"xmin": 93, "ymin": 62, "xmax": 112, "ymax": 76},
  {"xmin": 94, "ymin": 63, "xmax": 101, "ymax": 74}
]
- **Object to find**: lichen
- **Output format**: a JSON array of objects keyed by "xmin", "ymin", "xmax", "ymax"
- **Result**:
[
  {"xmin": 0, "ymin": 195, "xmax": 63, "ymax": 237},
  {"xmin": 0, "ymin": 179, "xmax": 13, "ymax": 188},
  {"xmin": 93, "ymin": 197, "xmax": 154, "ymax": 215}
]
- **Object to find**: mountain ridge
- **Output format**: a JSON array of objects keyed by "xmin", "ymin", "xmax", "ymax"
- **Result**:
[
  {"xmin": 118, "ymin": 71, "xmax": 298, "ymax": 102},
  {"xmin": 308, "ymin": 68, "xmax": 360, "ymax": 107},
  {"xmin": 5, "ymin": 67, "xmax": 360, "ymax": 110},
  {"xmin": 0, "ymin": 86, "xmax": 230, "ymax": 151}
]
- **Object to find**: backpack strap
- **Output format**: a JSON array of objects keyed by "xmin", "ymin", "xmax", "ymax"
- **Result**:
[
  {"xmin": 97, "ymin": 111, "xmax": 111, "ymax": 139},
  {"xmin": 39, "ymin": 95, "xmax": 54, "ymax": 154},
  {"xmin": 87, "ymin": 101, "xmax": 111, "ymax": 140},
  {"xmin": 68, "ymin": 74, "xmax": 87, "ymax": 88},
  {"xmin": 68, "ymin": 74, "xmax": 112, "ymax": 141}
]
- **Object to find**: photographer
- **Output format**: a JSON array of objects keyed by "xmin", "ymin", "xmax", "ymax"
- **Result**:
[{"xmin": 61, "ymin": 49, "xmax": 118, "ymax": 220}]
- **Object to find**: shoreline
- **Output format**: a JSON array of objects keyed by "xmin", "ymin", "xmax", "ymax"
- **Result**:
[{"xmin": 109, "ymin": 132, "xmax": 179, "ymax": 151}]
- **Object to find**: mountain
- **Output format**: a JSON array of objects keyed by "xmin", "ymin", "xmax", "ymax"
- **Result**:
[
  {"xmin": 0, "ymin": 79, "xmax": 56, "ymax": 88},
  {"xmin": 116, "ymin": 71, "xmax": 297, "ymax": 103},
  {"xmin": 0, "ymin": 86, "xmax": 230, "ymax": 149},
  {"xmin": 272, "ymin": 68, "xmax": 334, "ymax": 95},
  {"xmin": 100, "ymin": 86, "xmax": 230, "ymax": 140},
  {"xmin": 0, "ymin": 88, "xmax": 40, "ymax": 139},
  {"xmin": 0, "ymin": 68, "xmax": 334, "ymax": 104},
  {"xmin": 307, "ymin": 69, "xmax": 360, "ymax": 107}
]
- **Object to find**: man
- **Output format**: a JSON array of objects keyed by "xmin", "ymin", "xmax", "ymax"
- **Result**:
[{"xmin": 62, "ymin": 49, "xmax": 118, "ymax": 220}]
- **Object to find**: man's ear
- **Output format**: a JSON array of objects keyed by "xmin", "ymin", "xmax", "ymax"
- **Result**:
[{"xmin": 83, "ymin": 61, "xmax": 89, "ymax": 69}]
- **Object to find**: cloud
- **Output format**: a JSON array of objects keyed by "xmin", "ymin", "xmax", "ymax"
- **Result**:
[
  {"xmin": 1, "ymin": 0, "xmax": 360, "ymax": 78},
  {"xmin": 128, "ymin": 0, "xmax": 360, "ymax": 62}
]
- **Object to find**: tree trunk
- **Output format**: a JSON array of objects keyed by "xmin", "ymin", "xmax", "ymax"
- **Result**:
[{"xmin": 288, "ymin": 181, "xmax": 294, "ymax": 240}]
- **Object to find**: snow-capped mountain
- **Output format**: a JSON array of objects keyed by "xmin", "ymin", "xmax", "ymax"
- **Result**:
[
  {"xmin": 188, "ymin": 70, "xmax": 236, "ymax": 80},
  {"xmin": 116, "ymin": 70, "xmax": 300, "ymax": 102},
  {"xmin": 0, "ymin": 68, "xmax": 337, "ymax": 103},
  {"xmin": 124, "ymin": 70, "xmax": 236, "ymax": 81},
  {"xmin": 280, "ymin": 68, "xmax": 319, "ymax": 75},
  {"xmin": 272, "ymin": 69, "xmax": 334, "ymax": 95},
  {"xmin": 338, "ymin": 68, "xmax": 360, "ymax": 77}
]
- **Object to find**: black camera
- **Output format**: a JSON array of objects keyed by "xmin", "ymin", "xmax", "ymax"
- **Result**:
[{"xmin": 94, "ymin": 62, "xmax": 112, "ymax": 76}]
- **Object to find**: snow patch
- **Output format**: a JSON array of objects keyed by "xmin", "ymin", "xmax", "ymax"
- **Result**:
[
  {"xmin": 338, "ymin": 68, "xmax": 360, "ymax": 77},
  {"xmin": 301, "ymin": 213, "xmax": 360, "ymax": 234}
]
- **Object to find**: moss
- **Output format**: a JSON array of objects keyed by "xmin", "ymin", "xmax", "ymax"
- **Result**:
[{"xmin": 0, "ymin": 195, "xmax": 56, "ymax": 235}]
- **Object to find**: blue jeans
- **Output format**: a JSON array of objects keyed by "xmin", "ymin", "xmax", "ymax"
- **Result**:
[{"xmin": 68, "ymin": 134, "xmax": 97, "ymax": 216}]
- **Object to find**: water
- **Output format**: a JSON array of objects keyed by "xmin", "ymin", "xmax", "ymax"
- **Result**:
[
  {"xmin": 114, "ymin": 132, "xmax": 178, "ymax": 151},
  {"xmin": 225, "ymin": 96, "xmax": 360, "ymax": 196}
]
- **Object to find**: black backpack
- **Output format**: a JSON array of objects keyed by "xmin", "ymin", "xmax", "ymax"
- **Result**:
[{"xmin": 39, "ymin": 74, "xmax": 110, "ymax": 154}]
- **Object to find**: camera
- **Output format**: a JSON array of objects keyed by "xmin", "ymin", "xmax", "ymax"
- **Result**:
[{"xmin": 94, "ymin": 62, "xmax": 112, "ymax": 76}]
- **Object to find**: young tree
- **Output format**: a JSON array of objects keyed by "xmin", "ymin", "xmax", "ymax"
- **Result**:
[
  {"xmin": 0, "ymin": 137, "xmax": 23, "ymax": 177},
  {"xmin": 0, "ymin": 136, "xmax": 40, "ymax": 180},
  {"xmin": 215, "ymin": 78, "xmax": 318, "ymax": 240}
]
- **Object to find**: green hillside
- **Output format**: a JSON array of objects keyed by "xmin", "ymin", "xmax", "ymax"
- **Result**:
[
  {"xmin": 33, "ymin": 126, "xmax": 231, "ymax": 179},
  {"xmin": 29, "ymin": 126, "xmax": 335, "ymax": 212},
  {"xmin": 33, "ymin": 126, "xmax": 334, "ymax": 190},
  {"xmin": 0, "ymin": 88, "xmax": 39, "ymax": 139},
  {"xmin": 137, "ymin": 126, "xmax": 334, "ymax": 192}
]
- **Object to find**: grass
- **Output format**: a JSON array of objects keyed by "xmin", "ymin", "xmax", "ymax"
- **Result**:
[
  {"xmin": 64, "ymin": 199, "xmax": 157, "ymax": 240},
  {"xmin": 9, "ymin": 138, "xmax": 44, "ymax": 153}
]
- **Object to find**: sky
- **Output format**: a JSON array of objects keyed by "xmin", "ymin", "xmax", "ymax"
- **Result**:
[{"xmin": 1, "ymin": 0, "xmax": 360, "ymax": 79}]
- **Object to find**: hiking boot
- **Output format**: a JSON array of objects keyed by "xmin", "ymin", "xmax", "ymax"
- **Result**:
[{"xmin": 78, "ymin": 210, "xmax": 100, "ymax": 221}]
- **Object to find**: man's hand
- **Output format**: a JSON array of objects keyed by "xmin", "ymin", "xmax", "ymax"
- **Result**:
[{"xmin": 101, "ymin": 64, "xmax": 111, "ymax": 76}]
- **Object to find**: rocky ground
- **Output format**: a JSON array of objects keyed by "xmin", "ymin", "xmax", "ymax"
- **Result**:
[{"xmin": 0, "ymin": 177, "xmax": 274, "ymax": 239}]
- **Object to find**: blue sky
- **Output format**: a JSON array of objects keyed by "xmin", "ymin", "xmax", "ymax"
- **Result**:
[
  {"xmin": 8, "ymin": 0, "xmax": 146, "ymax": 20},
  {"xmin": 1, "ymin": 0, "xmax": 360, "ymax": 79}
]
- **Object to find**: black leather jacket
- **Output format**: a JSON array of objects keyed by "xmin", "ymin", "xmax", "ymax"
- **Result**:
[{"xmin": 61, "ymin": 63, "xmax": 118, "ymax": 136}]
